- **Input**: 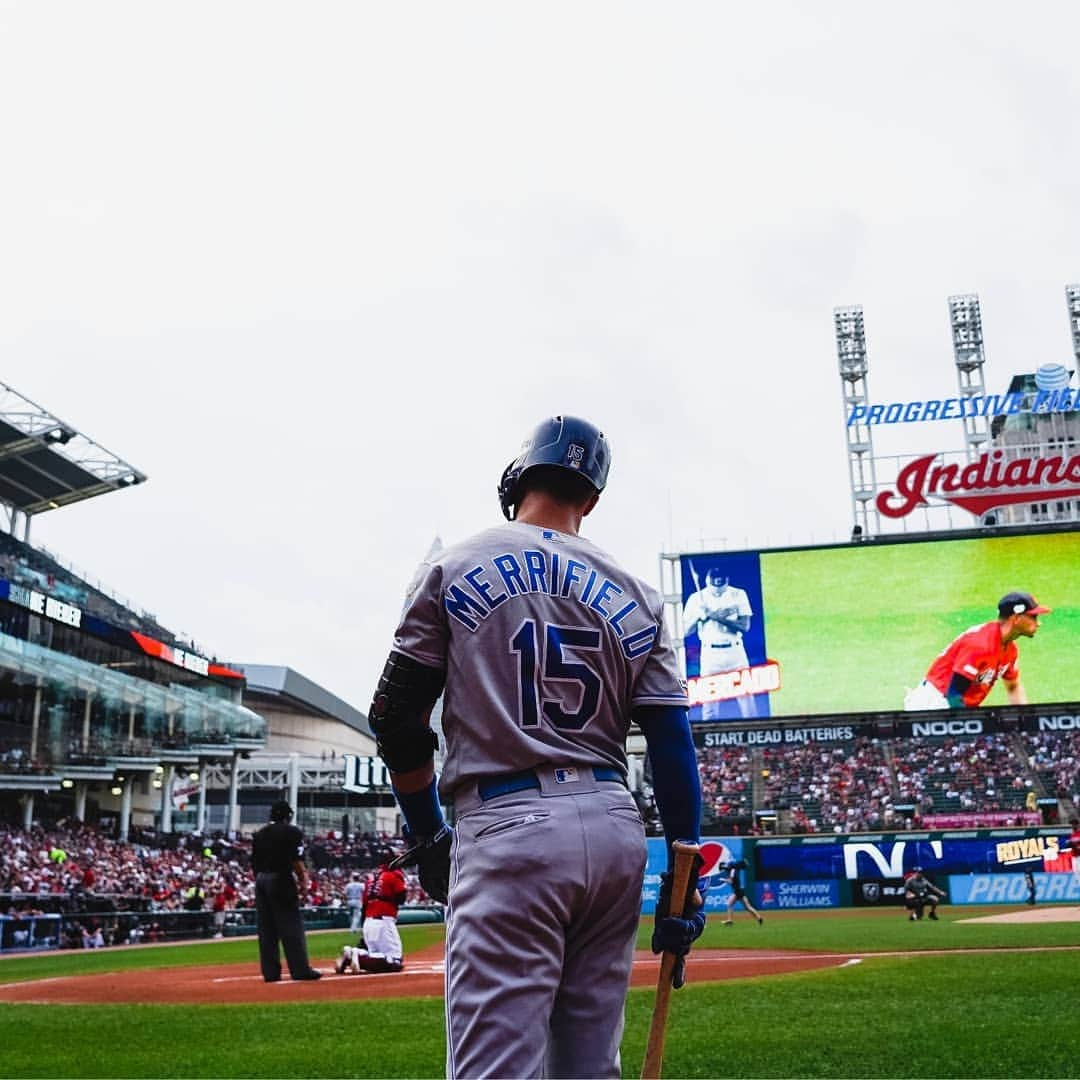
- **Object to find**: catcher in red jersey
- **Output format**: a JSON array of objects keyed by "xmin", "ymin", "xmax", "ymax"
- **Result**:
[
  {"xmin": 335, "ymin": 862, "xmax": 407, "ymax": 974},
  {"xmin": 904, "ymin": 591, "xmax": 1050, "ymax": 711}
]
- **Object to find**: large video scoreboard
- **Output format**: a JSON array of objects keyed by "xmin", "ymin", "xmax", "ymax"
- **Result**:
[{"xmin": 677, "ymin": 527, "xmax": 1079, "ymax": 722}]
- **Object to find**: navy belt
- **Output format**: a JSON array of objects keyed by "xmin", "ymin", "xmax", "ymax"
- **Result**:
[
  {"xmin": 709, "ymin": 641, "xmax": 737, "ymax": 648},
  {"xmin": 477, "ymin": 766, "xmax": 625, "ymax": 801}
]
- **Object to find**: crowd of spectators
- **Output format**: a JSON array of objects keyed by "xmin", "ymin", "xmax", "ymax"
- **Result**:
[
  {"xmin": 697, "ymin": 747, "xmax": 754, "ymax": 823},
  {"xmin": 0, "ymin": 820, "xmax": 428, "ymax": 939},
  {"xmin": 894, "ymin": 734, "xmax": 1032, "ymax": 816},
  {"xmin": 643, "ymin": 730, "xmax": 1075, "ymax": 835},
  {"xmin": 761, "ymin": 737, "xmax": 896, "ymax": 833},
  {"xmin": 1023, "ymin": 732, "xmax": 1080, "ymax": 806}
]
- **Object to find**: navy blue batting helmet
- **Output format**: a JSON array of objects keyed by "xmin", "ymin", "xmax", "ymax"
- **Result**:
[{"xmin": 498, "ymin": 415, "xmax": 611, "ymax": 520}]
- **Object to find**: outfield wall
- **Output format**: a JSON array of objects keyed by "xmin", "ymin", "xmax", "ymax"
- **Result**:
[{"xmin": 642, "ymin": 827, "xmax": 1078, "ymax": 913}]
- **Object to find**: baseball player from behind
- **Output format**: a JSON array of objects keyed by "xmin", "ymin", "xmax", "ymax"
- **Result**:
[
  {"xmin": 682, "ymin": 568, "xmax": 757, "ymax": 719},
  {"xmin": 369, "ymin": 415, "xmax": 704, "ymax": 1079},
  {"xmin": 904, "ymin": 592, "xmax": 1050, "ymax": 710}
]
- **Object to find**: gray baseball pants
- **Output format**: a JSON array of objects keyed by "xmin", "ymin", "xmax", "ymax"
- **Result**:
[{"xmin": 445, "ymin": 770, "xmax": 647, "ymax": 1079}]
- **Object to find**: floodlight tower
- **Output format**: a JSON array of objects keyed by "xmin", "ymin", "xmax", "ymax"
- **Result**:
[
  {"xmin": 834, "ymin": 305, "xmax": 878, "ymax": 539},
  {"xmin": 947, "ymin": 294, "xmax": 990, "ymax": 458},
  {"xmin": 1066, "ymin": 283, "xmax": 1080, "ymax": 366}
]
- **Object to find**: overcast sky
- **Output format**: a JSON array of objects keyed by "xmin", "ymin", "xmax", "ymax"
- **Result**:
[{"xmin": 2, "ymin": 2, "xmax": 1078, "ymax": 710}]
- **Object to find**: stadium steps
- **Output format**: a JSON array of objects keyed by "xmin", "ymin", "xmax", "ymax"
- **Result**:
[
  {"xmin": 1013, "ymin": 734, "xmax": 1050, "ymax": 799},
  {"xmin": 751, "ymin": 748, "xmax": 765, "ymax": 812}
]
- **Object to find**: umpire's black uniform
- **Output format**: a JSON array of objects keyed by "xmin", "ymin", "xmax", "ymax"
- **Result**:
[{"xmin": 252, "ymin": 800, "xmax": 320, "ymax": 981}]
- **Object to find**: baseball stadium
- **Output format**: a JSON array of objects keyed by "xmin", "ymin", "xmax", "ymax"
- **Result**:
[{"xmin": 3, "ymin": 306, "xmax": 1080, "ymax": 1080}]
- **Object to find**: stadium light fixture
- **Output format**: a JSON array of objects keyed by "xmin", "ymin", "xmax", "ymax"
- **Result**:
[
  {"xmin": 189, "ymin": 771, "xmax": 200, "ymax": 781},
  {"xmin": 833, "ymin": 306, "xmax": 868, "ymax": 380},
  {"xmin": 61, "ymin": 779, "xmax": 74, "ymax": 789},
  {"xmin": 154, "ymin": 765, "xmax": 164, "ymax": 774},
  {"xmin": 152, "ymin": 779, "xmax": 162, "ymax": 789},
  {"xmin": 110, "ymin": 784, "xmax": 122, "ymax": 796},
  {"xmin": 948, "ymin": 294, "xmax": 985, "ymax": 371},
  {"xmin": 44, "ymin": 426, "xmax": 75, "ymax": 445}
]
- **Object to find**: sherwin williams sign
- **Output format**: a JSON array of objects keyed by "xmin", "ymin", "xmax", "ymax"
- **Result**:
[{"xmin": 754, "ymin": 880, "xmax": 839, "ymax": 909}]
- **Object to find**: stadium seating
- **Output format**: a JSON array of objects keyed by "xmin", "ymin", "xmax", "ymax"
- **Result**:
[
  {"xmin": 0, "ymin": 821, "xmax": 430, "ymax": 947},
  {"xmin": 691, "ymin": 729, "xmax": 1070, "ymax": 834},
  {"xmin": 0, "ymin": 532, "xmax": 200, "ymax": 654},
  {"xmin": 761, "ymin": 736, "xmax": 895, "ymax": 833},
  {"xmin": 1022, "ymin": 731, "xmax": 1080, "ymax": 805}
]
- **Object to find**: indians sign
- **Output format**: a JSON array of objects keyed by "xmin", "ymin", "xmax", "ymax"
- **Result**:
[{"xmin": 877, "ymin": 450, "xmax": 1080, "ymax": 518}]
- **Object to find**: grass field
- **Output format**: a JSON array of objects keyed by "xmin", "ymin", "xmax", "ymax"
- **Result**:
[
  {"xmin": 1, "ymin": 907, "xmax": 1077, "ymax": 1078},
  {"xmin": 760, "ymin": 532, "xmax": 1080, "ymax": 715}
]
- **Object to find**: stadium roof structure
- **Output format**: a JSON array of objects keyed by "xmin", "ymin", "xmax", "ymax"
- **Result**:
[
  {"xmin": 235, "ymin": 664, "xmax": 373, "ymax": 737},
  {"xmin": 0, "ymin": 380, "xmax": 146, "ymax": 520}
]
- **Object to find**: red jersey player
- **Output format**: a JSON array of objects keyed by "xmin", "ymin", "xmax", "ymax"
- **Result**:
[
  {"xmin": 904, "ymin": 592, "xmax": 1050, "ymax": 710},
  {"xmin": 1067, "ymin": 817, "xmax": 1080, "ymax": 880},
  {"xmin": 335, "ymin": 863, "xmax": 408, "ymax": 974}
]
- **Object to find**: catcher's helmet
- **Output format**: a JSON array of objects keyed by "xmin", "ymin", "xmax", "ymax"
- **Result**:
[{"xmin": 498, "ymin": 415, "xmax": 611, "ymax": 520}]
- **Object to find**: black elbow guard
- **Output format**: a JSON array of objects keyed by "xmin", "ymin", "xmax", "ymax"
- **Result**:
[{"xmin": 369, "ymin": 652, "xmax": 445, "ymax": 773}]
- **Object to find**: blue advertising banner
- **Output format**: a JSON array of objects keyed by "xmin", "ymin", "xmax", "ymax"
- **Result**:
[
  {"xmin": 949, "ymin": 872, "xmax": 1080, "ymax": 904},
  {"xmin": 755, "ymin": 880, "xmax": 839, "ymax": 910},
  {"xmin": 641, "ymin": 837, "xmax": 743, "ymax": 915},
  {"xmin": 755, "ymin": 834, "xmax": 1070, "ymax": 882}
]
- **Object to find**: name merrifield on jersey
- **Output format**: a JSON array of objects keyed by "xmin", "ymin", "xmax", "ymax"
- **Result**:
[{"xmin": 444, "ymin": 548, "xmax": 657, "ymax": 659}]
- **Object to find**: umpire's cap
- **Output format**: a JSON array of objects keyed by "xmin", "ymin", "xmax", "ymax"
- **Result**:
[
  {"xmin": 269, "ymin": 799, "xmax": 294, "ymax": 822},
  {"xmin": 997, "ymin": 592, "xmax": 1051, "ymax": 618},
  {"xmin": 498, "ymin": 415, "xmax": 611, "ymax": 520}
]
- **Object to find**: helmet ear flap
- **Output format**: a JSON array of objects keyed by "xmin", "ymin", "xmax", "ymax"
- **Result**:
[{"xmin": 498, "ymin": 461, "xmax": 520, "ymax": 520}]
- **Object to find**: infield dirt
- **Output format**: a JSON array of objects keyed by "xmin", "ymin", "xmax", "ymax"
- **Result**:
[{"xmin": 0, "ymin": 946, "xmax": 847, "ymax": 1005}]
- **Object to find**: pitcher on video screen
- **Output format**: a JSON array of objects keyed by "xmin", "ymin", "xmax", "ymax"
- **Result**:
[{"xmin": 904, "ymin": 591, "xmax": 1050, "ymax": 711}]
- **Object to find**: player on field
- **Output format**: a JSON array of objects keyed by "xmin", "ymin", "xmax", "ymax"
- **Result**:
[
  {"xmin": 368, "ymin": 415, "xmax": 705, "ymax": 1079},
  {"xmin": 1067, "ymin": 817, "xmax": 1080, "ymax": 882},
  {"xmin": 904, "ymin": 592, "xmax": 1050, "ymax": 711},
  {"xmin": 335, "ymin": 861, "xmax": 406, "ymax": 974},
  {"xmin": 903, "ymin": 867, "xmax": 945, "ymax": 921},
  {"xmin": 719, "ymin": 859, "xmax": 764, "ymax": 925}
]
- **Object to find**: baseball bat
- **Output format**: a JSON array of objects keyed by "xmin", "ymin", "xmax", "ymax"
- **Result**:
[{"xmin": 640, "ymin": 840, "xmax": 701, "ymax": 1080}]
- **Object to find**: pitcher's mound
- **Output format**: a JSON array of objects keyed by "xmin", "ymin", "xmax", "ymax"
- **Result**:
[{"xmin": 960, "ymin": 905, "xmax": 1080, "ymax": 924}]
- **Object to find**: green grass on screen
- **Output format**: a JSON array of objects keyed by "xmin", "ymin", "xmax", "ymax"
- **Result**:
[{"xmin": 759, "ymin": 532, "xmax": 1080, "ymax": 715}]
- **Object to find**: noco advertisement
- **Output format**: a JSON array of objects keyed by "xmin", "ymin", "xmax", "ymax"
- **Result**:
[{"xmin": 680, "ymin": 530, "xmax": 1079, "ymax": 722}]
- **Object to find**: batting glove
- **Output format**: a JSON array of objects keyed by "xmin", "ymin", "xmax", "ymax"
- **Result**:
[
  {"xmin": 652, "ymin": 873, "xmax": 709, "ymax": 989},
  {"xmin": 390, "ymin": 824, "xmax": 453, "ymax": 904}
]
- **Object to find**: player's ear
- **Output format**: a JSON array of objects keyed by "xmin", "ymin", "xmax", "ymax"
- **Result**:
[{"xmin": 582, "ymin": 491, "xmax": 600, "ymax": 517}]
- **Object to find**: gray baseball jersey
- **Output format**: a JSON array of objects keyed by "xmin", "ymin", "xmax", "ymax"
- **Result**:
[
  {"xmin": 390, "ymin": 519, "xmax": 687, "ymax": 1078},
  {"xmin": 392, "ymin": 520, "xmax": 687, "ymax": 796}
]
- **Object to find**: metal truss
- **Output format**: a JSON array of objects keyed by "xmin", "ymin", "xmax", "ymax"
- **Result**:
[
  {"xmin": 202, "ymin": 756, "xmax": 359, "ymax": 792},
  {"xmin": 0, "ymin": 380, "xmax": 147, "ymax": 519}
]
